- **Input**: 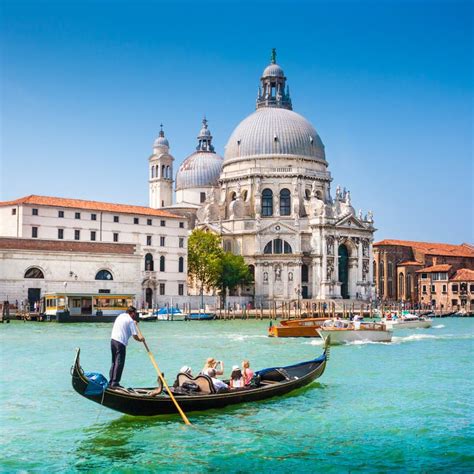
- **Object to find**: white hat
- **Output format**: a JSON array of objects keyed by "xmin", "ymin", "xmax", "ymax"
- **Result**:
[
  {"xmin": 180, "ymin": 365, "xmax": 191, "ymax": 374},
  {"xmin": 232, "ymin": 365, "xmax": 239, "ymax": 371}
]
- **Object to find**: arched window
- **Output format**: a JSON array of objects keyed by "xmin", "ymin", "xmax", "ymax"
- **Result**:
[
  {"xmin": 166, "ymin": 166, "xmax": 171, "ymax": 179},
  {"xmin": 230, "ymin": 192, "xmax": 236, "ymax": 201},
  {"xmin": 407, "ymin": 274, "xmax": 412, "ymax": 298},
  {"xmin": 279, "ymin": 189, "xmax": 291, "ymax": 216},
  {"xmin": 145, "ymin": 253, "xmax": 154, "ymax": 271},
  {"xmin": 302, "ymin": 264, "xmax": 309, "ymax": 283},
  {"xmin": 161, "ymin": 165, "xmax": 165, "ymax": 178},
  {"xmin": 379, "ymin": 261, "xmax": 384, "ymax": 278},
  {"xmin": 398, "ymin": 273, "xmax": 404, "ymax": 297},
  {"xmin": 178, "ymin": 256, "xmax": 184, "ymax": 273},
  {"xmin": 305, "ymin": 189, "xmax": 311, "ymax": 200},
  {"xmin": 263, "ymin": 239, "xmax": 292, "ymax": 254},
  {"xmin": 160, "ymin": 255, "xmax": 165, "ymax": 272},
  {"xmin": 151, "ymin": 166, "xmax": 154, "ymax": 178},
  {"xmin": 24, "ymin": 267, "xmax": 44, "ymax": 279},
  {"xmin": 156, "ymin": 165, "xmax": 159, "ymax": 178},
  {"xmin": 388, "ymin": 262, "xmax": 393, "ymax": 279},
  {"xmin": 95, "ymin": 269, "xmax": 113, "ymax": 280},
  {"xmin": 261, "ymin": 189, "xmax": 273, "ymax": 217}
]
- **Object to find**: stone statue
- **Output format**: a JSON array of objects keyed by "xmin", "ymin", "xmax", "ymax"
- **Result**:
[
  {"xmin": 358, "ymin": 209, "xmax": 363, "ymax": 220},
  {"xmin": 263, "ymin": 272, "xmax": 268, "ymax": 282},
  {"xmin": 326, "ymin": 236, "xmax": 334, "ymax": 255},
  {"xmin": 367, "ymin": 210, "xmax": 374, "ymax": 223},
  {"xmin": 335, "ymin": 185, "xmax": 341, "ymax": 200},
  {"xmin": 288, "ymin": 272, "xmax": 293, "ymax": 281},
  {"xmin": 275, "ymin": 266, "xmax": 281, "ymax": 280},
  {"xmin": 311, "ymin": 181, "xmax": 318, "ymax": 197}
]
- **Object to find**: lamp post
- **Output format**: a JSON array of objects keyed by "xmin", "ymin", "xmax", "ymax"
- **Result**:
[
  {"xmin": 63, "ymin": 282, "xmax": 68, "ymax": 311},
  {"xmin": 295, "ymin": 284, "xmax": 301, "ymax": 317}
]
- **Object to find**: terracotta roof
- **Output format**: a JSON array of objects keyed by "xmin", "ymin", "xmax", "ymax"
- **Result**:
[
  {"xmin": 0, "ymin": 195, "xmax": 182, "ymax": 219},
  {"xmin": 398, "ymin": 261, "xmax": 423, "ymax": 266},
  {"xmin": 451, "ymin": 268, "xmax": 474, "ymax": 281},
  {"xmin": 416, "ymin": 264, "xmax": 452, "ymax": 273},
  {"xmin": 0, "ymin": 238, "xmax": 136, "ymax": 255},
  {"xmin": 374, "ymin": 239, "xmax": 474, "ymax": 258}
]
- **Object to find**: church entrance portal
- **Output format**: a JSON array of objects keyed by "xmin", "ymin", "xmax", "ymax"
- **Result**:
[{"xmin": 338, "ymin": 244, "xmax": 349, "ymax": 299}]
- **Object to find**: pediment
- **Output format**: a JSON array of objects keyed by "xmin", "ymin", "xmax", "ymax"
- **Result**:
[
  {"xmin": 258, "ymin": 220, "xmax": 298, "ymax": 236},
  {"xmin": 335, "ymin": 215, "xmax": 367, "ymax": 230}
]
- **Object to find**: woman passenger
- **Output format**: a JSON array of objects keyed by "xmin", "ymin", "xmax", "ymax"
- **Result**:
[
  {"xmin": 202, "ymin": 357, "xmax": 224, "ymax": 376},
  {"xmin": 229, "ymin": 365, "xmax": 245, "ymax": 389},
  {"xmin": 242, "ymin": 359, "xmax": 254, "ymax": 386}
]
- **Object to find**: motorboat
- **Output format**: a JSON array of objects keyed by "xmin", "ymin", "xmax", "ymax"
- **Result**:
[
  {"xmin": 184, "ymin": 311, "xmax": 216, "ymax": 321},
  {"xmin": 154, "ymin": 307, "xmax": 186, "ymax": 321},
  {"xmin": 268, "ymin": 318, "xmax": 327, "ymax": 337},
  {"xmin": 384, "ymin": 312, "xmax": 432, "ymax": 329},
  {"xmin": 317, "ymin": 319, "xmax": 392, "ymax": 345}
]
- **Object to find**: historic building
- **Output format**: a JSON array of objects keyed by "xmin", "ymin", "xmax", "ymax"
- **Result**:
[
  {"xmin": 0, "ymin": 195, "xmax": 188, "ymax": 309},
  {"xmin": 167, "ymin": 51, "xmax": 376, "ymax": 303},
  {"xmin": 373, "ymin": 239, "xmax": 474, "ymax": 304}
]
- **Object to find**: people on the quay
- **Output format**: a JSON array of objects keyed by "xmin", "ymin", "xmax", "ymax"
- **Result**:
[
  {"xmin": 109, "ymin": 306, "xmax": 144, "ymax": 388},
  {"xmin": 229, "ymin": 365, "xmax": 245, "ymax": 389},
  {"xmin": 202, "ymin": 357, "xmax": 224, "ymax": 376},
  {"xmin": 207, "ymin": 368, "xmax": 229, "ymax": 392},
  {"xmin": 242, "ymin": 360, "xmax": 254, "ymax": 386}
]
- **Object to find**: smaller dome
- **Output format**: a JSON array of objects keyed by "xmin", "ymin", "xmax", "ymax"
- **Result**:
[
  {"xmin": 153, "ymin": 125, "xmax": 169, "ymax": 149},
  {"xmin": 176, "ymin": 152, "xmax": 223, "ymax": 191},
  {"xmin": 262, "ymin": 63, "xmax": 285, "ymax": 78},
  {"xmin": 154, "ymin": 135, "xmax": 169, "ymax": 148}
]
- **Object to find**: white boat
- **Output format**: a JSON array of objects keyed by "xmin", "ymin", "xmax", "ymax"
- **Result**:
[
  {"xmin": 384, "ymin": 313, "xmax": 432, "ymax": 330},
  {"xmin": 154, "ymin": 307, "xmax": 186, "ymax": 321},
  {"xmin": 317, "ymin": 320, "xmax": 392, "ymax": 345}
]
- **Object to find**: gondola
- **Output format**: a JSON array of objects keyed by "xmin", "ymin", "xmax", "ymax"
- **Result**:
[{"xmin": 71, "ymin": 341, "xmax": 330, "ymax": 417}]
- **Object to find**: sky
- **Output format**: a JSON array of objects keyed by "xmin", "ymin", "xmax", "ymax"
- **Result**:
[{"xmin": 1, "ymin": 0, "xmax": 472, "ymax": 243}]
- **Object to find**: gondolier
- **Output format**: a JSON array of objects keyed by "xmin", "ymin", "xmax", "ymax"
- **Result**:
[{"xmin": 109, "ymin": 306, "xmax": 144, "ymax": 388}]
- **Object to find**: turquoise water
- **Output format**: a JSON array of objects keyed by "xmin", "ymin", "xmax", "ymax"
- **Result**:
[{"xmin": 0, "ymin": 318, "xmax": 473, "ymax": 472}]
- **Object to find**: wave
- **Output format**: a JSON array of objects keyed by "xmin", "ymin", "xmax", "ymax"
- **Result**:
[
  {"xmin": 433, "ymin": 324, "xmax": 445, "ymax": 329},
  {"xmin": 392, "ymin": 333, "xmax": 473, "ymax": 344}
]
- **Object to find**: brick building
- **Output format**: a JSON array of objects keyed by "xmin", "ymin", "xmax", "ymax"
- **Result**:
[{"xmin": 373, "ymin": 240, "xmax": 474, "ymax": 303}]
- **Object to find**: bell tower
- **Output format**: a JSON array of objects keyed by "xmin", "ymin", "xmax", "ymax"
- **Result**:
[{"xmin": 149, "ymin": 125, "xmax": 174, "ymax": 208}]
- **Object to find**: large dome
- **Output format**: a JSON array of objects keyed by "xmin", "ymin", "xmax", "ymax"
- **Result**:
[
  {"xmin": 176, "ymin": 152, "xmax": 223, "ymax": 191},
  {"xmin": 224, "ymin": 107, "xmax": 325, "ymax": 162}
]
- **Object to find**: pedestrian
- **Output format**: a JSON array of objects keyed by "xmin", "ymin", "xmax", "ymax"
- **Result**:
[{"xmin": 109, "ymin": 306, "xmax": 144, "ymax": 389}]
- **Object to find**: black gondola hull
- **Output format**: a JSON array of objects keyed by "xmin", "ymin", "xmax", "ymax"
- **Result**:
[{"xmin": 71, "ymin": 348, "xmax": 328, "ymax": 417}]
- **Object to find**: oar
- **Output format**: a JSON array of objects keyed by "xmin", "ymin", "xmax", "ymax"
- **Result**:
[{"xmin": 134, "ymin": 322, "xmax": 192, "ymax": 426}]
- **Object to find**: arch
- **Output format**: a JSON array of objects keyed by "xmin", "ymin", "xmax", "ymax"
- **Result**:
[
  {"xmin": 407, "ymin": 274, "xmax": 412, "ymax": 298},
  {"xmin": 398, "ymin": 272, "xmax": 404, "ymax": 298},
  {"xmin": 178, "ymin": 256, "xmax": 184, "ymax": 273},
  {"xmin": 95, "ymin": 269, "xmax": 113, "ymax": 281},
  {"xmin": 230, "ymin": 191, "xmax": 237, "ymax": 201},
  {"xmin": 156, "ymin": 165, "xmax": 159, "ymax": 178},
  {"xmin": 24, "ymin": 267, "xmax": 44, "ymax": 279},
  {"xmin": 279, "ymin": 188, "xmax": 291, "ymax": 216},
  {"xmin": 261, "ymin": 188, "xmax": 273, "ymax": 217},
  {"xmin": 151, "ymin": 166, "xmax": 154, "ymax": 178},
  {"xmin": 315, "ymin": 190, "xmax": 323, "ymax": 200},
  {"xmin": 145, "ymin": 253, "xmax": 154, "ymax": 271},
  {"xmin": 242, "ymin": 189, "xmax": 249, "ymax": 201},
  {"xmin": 166, "ymin": 165, "xmax": 171, "ymax": 179},
  {"xmin": 305, "ymin": 188, "xmax": 311, "ymax": 200},
  {"xmin": 161, "ymin": 165, "xmax": 165, "ymax": 178},
  {"xmin": 263, "ymin": 239, "xmax": 292, "ymax": 254},
  {"xmin": 338, "ymin": 244, "xmax": 349, "ymax": 299},
  {"xmin": 160, "ymin": 255, "xmax": 165, "ymax": 272}
]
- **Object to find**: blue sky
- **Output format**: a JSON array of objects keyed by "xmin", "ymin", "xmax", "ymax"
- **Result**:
[{"xmin": 1, "ymin": 0, "xmax": 472, "ymax": 242}]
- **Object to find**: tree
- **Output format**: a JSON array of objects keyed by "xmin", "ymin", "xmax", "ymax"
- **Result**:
[
  {"xmin": 218, "ymin": 252, "xmax": 253, "ymax": 308},
  {"xmin": 188, "ymin": 229, "xmax": 223, "ymax": 309}
]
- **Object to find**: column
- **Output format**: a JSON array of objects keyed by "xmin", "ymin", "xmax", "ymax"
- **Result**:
[{"xmin": 383, "ymin": 252, "xmax": 389, "ymax": 300}]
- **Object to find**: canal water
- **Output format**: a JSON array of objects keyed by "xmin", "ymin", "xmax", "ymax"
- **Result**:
[{"xmin": 0, "ymin": 318, "xmax": 473, "ymax": 472}]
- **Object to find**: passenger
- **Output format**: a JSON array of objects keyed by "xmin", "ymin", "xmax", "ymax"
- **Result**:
[
  {"xmin": 242, "ymin": 360, "xmax": 254, "ymax": 386},
  {"xmin": 207, "ymin": 368, "xmax": 229, "ymax": 392},
  {"xmin": 173, "ymin": 365, "xmax": 192, "ymax": 388},
  {"xmin": 229, "ymin": 365, "xmax": 245, "ymax": 389},
  {"xmin": 202, "ymin": 357, "xmax": 224, "ymax": 376}
]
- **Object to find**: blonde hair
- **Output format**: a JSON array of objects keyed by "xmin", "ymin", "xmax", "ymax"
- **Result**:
[
  {"xmin": 242, "ymin": 360, "xmax": 250, "ymax": 369},
  {"xmin": 204, "ymin": 357, "xmax": 216, "ymax": 369}
]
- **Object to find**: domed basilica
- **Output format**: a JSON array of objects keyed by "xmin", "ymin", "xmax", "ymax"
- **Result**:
[{"xmin": 148, "ymin": 50, "xmax": 375, "ymax": 302}]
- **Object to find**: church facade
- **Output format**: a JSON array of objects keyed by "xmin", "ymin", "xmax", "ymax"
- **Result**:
[{"xmin": 150, "ymin": 51, "xmax": 376, "ymax": 303}]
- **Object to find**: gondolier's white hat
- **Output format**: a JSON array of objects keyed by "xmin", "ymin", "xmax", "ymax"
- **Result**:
[
  {"xmin": 180, "ymin": 366, "xmax": 192, "ymax": 375},
  {"xmin": 232, "ymin": 365, "xmax": 239, "ymax": 371}
]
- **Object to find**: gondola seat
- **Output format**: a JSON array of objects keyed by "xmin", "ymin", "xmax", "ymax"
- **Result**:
[{"xmin": 177, "ymin": 372, "xmax": 216, "ymax": 394}]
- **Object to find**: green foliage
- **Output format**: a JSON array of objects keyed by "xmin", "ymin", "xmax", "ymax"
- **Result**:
[
  {"xmin": 218, "ymin": 252, "xmax": 253, "ymax": 296},
  {"xmin": 188, "ymin": 229, "xmax": 223, "ymax": 294}
]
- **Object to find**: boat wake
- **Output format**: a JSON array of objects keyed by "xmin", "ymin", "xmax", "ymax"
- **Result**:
[
  {"xmin": 392, "ymin": 333, "xmax": 473, "ymax": 344},
  {"xmin": 303, "ymin": 339, "xmax": 324, "ymax": 346},
  {"xmin": 226, "ymin": 334, "xmax": 268, "ymax": 342},
  {"xmin": 433, "ymin": 324, "xmax": 445, "ymax": 329}
]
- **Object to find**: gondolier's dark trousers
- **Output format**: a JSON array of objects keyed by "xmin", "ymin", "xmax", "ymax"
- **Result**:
[{"xmin": 109, "ymin": 339, "xmax": 126, "ymax": 386}]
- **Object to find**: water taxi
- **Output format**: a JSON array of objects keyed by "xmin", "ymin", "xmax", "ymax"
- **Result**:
[
  {"xmin": 384, "ymin": 313, "xmax": 432, "ymax": 330},
  {"xmin": 268, "ymin": 318, "xmax": 327, "ymax": 337},
  {"xmin": 42, "ymin": 293, "xmax": 134, "ymax": 322},
  {"xmin": 317, "ymin": 319, "xmax": 392, "ymax": 345}
]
